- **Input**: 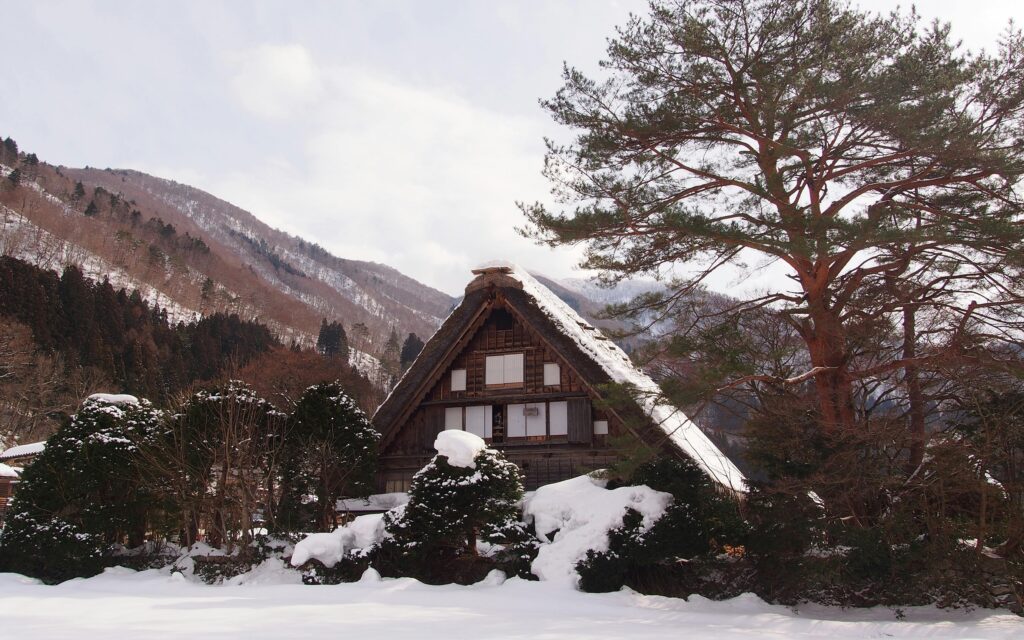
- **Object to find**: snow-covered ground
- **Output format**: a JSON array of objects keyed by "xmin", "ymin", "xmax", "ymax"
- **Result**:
[{"xmin": 0, "ymin": 565, "xmax": 1019, "ymax": 640}]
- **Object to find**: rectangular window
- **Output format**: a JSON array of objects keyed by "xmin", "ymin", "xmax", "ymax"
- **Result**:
[
  {"xmin": 525, "ymin": 402, "xmax": 546, "ymax": 437},
  {"xmin": 543, "ymin": 362, "xmax": 560, "ymax": 386},
  {"xmin": 507, "ymin": 403, "xmax": 526, "ymax": 437},
  {"xmin": 504, "ymin": 353, "xmax": 524, "ymax": 384},
  {"xmin": 485, "ymin": 356, "xmax": 504, "ymax": 384},
  {"xmin": 444, "ymin": 407, "xmax": 463, "ymax": 430},
  {"xmin": 450, "ymin": 369, "xmax": 467, "ymax": 392},
  {"xmin": 593, "ymin": 420, "xmax": 609, "ymax": 435},
  {"xmin": 485, "ymin": 353, "xmax": 524, "ymax": 386},
  {"xmin": 549, "ymin": 401, "xmax": 568, "ymax": 436},
  {"xmin": 465, "ymin": 405, "xmax": 492, "ymax": 438}
]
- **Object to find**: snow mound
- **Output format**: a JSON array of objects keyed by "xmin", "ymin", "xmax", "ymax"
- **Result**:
[
  {"xmin": 87, "ymin": 393, "xmax": 140, "ymax": 406},
  {"xmin": 524, "ymin": 474, "xmax": 673, "ymax": 586},
  {"xmin": 0, "ymin": 462, "xmax": 18, "ymax": 478},
  {"xmin": 291, "ymin": 513, "xmax": 386, "ymax": 568},
  {"xmin": 434, "ymin": 429, "xmax": 486, "ymax": 468}
]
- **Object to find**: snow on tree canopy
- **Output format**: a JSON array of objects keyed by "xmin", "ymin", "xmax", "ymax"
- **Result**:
[
  {"xmin": 86, "ymin": 393, "xmax": 140, "ymax": 406},
  {"xmin": 434, "ymin": 429, "xmax": 487, "ymax": 469},
  {"xmin": 290, "ymin": 512, "xmax": 387, "ymax": 568},
  {"xmin": 523, "ymin": 473, "xmax": 673, "ymax": 586},
  {"xmin": 475, "ymin": 261, "xmax": 746, "ymax": 492}
]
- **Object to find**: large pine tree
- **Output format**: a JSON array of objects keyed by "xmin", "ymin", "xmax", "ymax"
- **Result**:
[{"xmin": 521, "ymin": 0, "xmax": 1024, "ymax": 456}]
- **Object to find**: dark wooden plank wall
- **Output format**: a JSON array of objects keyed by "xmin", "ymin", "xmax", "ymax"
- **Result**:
[
  {"xmin": 380, "ymin": 303, "xmax": 625, "ymax": 490},
  {"xmin": 429, "ymin": 312, "xmax": 588, "ymax": 401}
]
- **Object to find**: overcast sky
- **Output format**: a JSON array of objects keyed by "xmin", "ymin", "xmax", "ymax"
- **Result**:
[{"xmin": 2, "ymin": 1, "xmax": 1022, "ymax": 296}]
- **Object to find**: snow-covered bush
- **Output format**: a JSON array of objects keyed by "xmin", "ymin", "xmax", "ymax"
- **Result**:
[
  {"xmin": 575, "ymin": 457, "xmax": 747, "ymax": 593},
  {"xmin": 275, "ymin": 382, "xmax": 379, "ymax": 533},
  {"xmin": 0, "ymin": 394, "xmax": 163, "ymax": 582},
  {"xmin": 376, "ymin": 431, "xmax": 528, "ymax": 583}
]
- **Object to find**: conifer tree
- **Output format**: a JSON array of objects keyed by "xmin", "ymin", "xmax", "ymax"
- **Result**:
[
  {"xmin": 84, "ymin": 200, "xmax": 99, "ymax": 217},
  {"xmin": 5, "ymin": 167, "xmax": 21, "ymax": 188},
  {"xmin": 0, "ymin": 395, "xmax": 163, "ymax": 582},
  {"xmin": 72, "ymin": 181, "xmax": 86, "ymax": 202},
  {"xmin": 399, "ymin": 332, "xmax": 424, "ymax": 371},
  {"xmin": 277, "ymin": 382, "xmax": 379, "ymax": 532},
  {"xmin": 521, "ymin": 0, "xmax": 1024, "ymax": 444},
  {"xmin": 316, "ymin": 319, "xmax": 349, "ymax": 361},
  {"xmin": 384, "ymin": 435, "xmax": 524, "ymax": 557}
]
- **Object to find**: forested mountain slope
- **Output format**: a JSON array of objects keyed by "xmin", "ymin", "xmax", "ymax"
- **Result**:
[{"xmin": 0, "ymin": 137, "xmax": 454, "ymax": 362}]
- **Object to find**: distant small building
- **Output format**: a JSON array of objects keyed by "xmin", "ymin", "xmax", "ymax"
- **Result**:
[
  {"xmin": 0, "ymin": 441, "xmax": 46, "ymax": 466},
  {"xmin": 0, "ymin": 441, "xmax": 45, "ymax": 524},
  {"xmin": 0, "ymin": 463, "xmax": 20, "ymax": 524},
  {"xmin": 372, "ymin": 263, "xmax": 746, "ymax": 494}
]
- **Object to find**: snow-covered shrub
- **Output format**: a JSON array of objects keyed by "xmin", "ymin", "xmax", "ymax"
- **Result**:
[
  {"xmin": 377, "ymin": 431, "xmax": 526, "ymax": 583},
  {"xmin": 0, "ymin": 394, "xmax": 162, "ymax": 582},
  {"xmin": 275, "ymin": 382, "xmax": 379, "ymax": 533},
  {"xmin": 575, "ymin": 457, "xmax": 747, "ymax": 593}
]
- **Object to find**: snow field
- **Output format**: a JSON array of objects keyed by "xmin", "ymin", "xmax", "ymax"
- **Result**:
[{"xmin": 0, "ymin": 566, "xmax": 1019, "ymax": 640}]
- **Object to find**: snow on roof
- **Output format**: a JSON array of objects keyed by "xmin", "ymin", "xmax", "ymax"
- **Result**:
[
  {"xmin": 336, "ymin": 492, "xmax": 409, "ymax": 513},
  {"xmin": 481, "ymin": 261, "xmax": 747, "ymax": 493},
  {"xmin": 87, "ymin": 393, "xmax": 140, "ymax": 406},
  {"xmin": 0, "ymin": 441, "xmax": 46, "ymax": 461},
  {"xmin": 0, "ymin": 462, "xmax": 19, "ymax": 478}
]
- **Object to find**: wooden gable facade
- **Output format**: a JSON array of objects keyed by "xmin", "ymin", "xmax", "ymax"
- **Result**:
[
  {"xmin": 375, "ymin": 266, "xmax": 673, "ymax": 493},
  {"xmin": 377, "ymin": 302, "xmax": 623, "ymax": 491},
  {"xmin": 374, "ymin": 264, "xmax": 746, "ymax": 495}
]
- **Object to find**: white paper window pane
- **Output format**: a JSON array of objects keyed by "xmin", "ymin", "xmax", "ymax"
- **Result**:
[
  {"xmin": 543, "ymin": 363, "xmax": 560, "ymax": 386},
  {"xmin": 593, "ymin": 420, "xmax": 609, "ymax": 435},
  {"xmin": 526, "ymin": 402, "xmax": 546, "ymax": 437},
  {"xmin": 444, "ymin": 407, "xmax": 463, "ymax": 430},
  {"xmin": 465, "ymin": 405, "xmax": 492, "ymax": 438},
  {"xmin": 503, "ymin": 353, "xmax": 524, "ymax": 384},
  {"xmin": 507, "ymin": 403, "xmax": 526, "ymax": 437},
  {"xmin": 485, "ymin": 356, "xmax": 504, "ymax": 385},
  {"xmin": 451, "ymin": 369, "xmax": 467, "ymax": 392},
  {"xmin": 549, "ymin": 401, "xmax": 568, "ymax": 436}
]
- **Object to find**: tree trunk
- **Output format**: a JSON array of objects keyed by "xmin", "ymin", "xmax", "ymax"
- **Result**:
[
  {"xmin": 805, "ymin": 305, "xmax": 856, "ymax": 433},
  {"xmin": 903, "ymin": 304, "xmax": 927, "ymax": 473}
]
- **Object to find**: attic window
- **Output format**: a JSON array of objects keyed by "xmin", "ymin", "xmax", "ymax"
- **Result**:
[
  {"xmin": 543, "ymin": 363, "xmax": 560, "ymax": 386},
  {"xmin": 593, "ymin": 420, "xmax": 609, "ymax": 435},
  {"xmin": 491, "ymin": 308, "xmax": 515, "ymax": 330},
  {"xmin": 451, "ymin": 369, "xmax": 467, "ymax": 392},
  {"xmin": 485, "ymin": 353, "xmax": 523, "ymax": 387}
]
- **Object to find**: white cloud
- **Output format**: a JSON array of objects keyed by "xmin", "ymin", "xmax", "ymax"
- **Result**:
[
  {"xmin": 212, "ymin": 54, "xmax": 584, "ymax": 294},
  {"xmin": 228, "ymin": 44, "xmax": 324, "ymax": 120}
]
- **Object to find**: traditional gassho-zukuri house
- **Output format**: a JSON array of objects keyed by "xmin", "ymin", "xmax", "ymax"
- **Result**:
[{"xmin": 373, "ymin": 262, "xmax": 746, "ymax": 494}]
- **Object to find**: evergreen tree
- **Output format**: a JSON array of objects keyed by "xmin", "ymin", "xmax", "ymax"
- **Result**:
[
  {"xmin": 84, "ymin": 200, "xmax": 99, "ymax": 217},
  {"xmin": 5, "ymin": 167, "xmax": 20, "ymax": 188},
  {"xmin": 521, "ymin": 0, "xmax": 1024, "ymax": 445},
  {"xmin": 384, "ymin": 435, "xmax": 524, "ymax": 558},
  {"xmin": 1, "ymin": 136, "xmax": 17, "ymax": 163},
  {"xmin": 200, "ymin": 277, "xmax": 215, "ymax": 300},
  {"xmin": 316, "ymin": 319, "xmax": 349, "ymax": 361},
  {"xmin": 0, "ymin": 395, "xmax": 163, "ymax": 582},
  {"xmin": 381, "ymin": 327, "xmax": 401, "ymax": 386},
  {"xmin": 399, "ymin": 332, "xmax": 424, "ymax": 371},
  {"xmin": 276, "ymin": 382, "xmax": 379, "ymax": 532},
  {"xmin": 72, "ymin": 181, "xmax": 86, "ymax": 202}
]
